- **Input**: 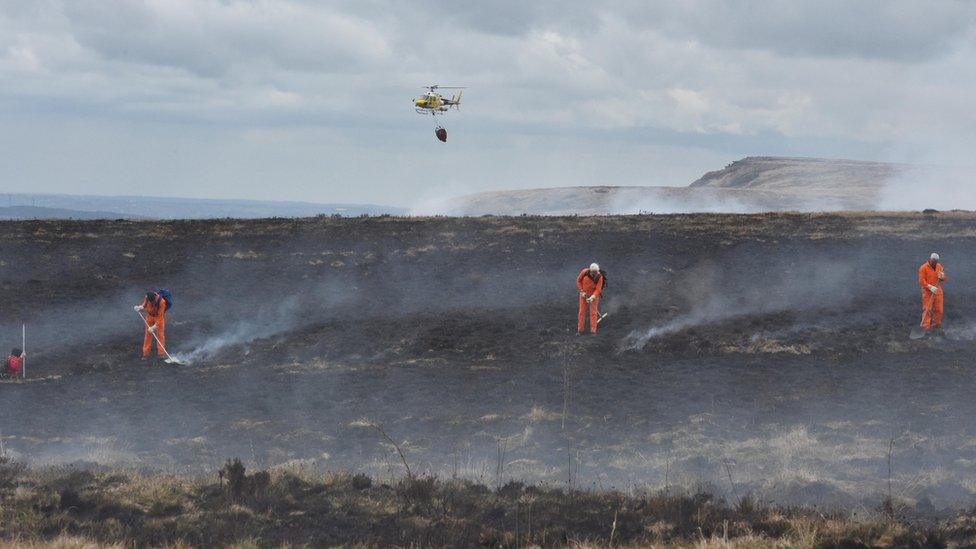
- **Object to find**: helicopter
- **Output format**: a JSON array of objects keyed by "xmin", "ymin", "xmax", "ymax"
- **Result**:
[
  {"xmin": 414, "ymin": 85, "xmax": 465, "ymax": 142},
  {"xmin": 414, "ymin": 85, "xmax": 464, "ymax": 115}
]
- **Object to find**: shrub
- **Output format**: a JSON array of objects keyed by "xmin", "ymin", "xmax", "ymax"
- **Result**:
[
  {"xmin": 351, "ymin": 473, "xmax": 372, "ymax": 490},
  {"xmin": 218, "ymin": 458, "xmax": 270, "ymax": 503}
]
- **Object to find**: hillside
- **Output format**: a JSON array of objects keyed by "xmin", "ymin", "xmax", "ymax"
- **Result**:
[
  {"xmin": 1, "ymin": 193, "xmax": 406, "ymax": 219},
  {"xmin": 691, "ymin": 156, "xmax": 904, "ymax": 190},
  {"xmin": 436, "ymin": 156, "xmax": 903, "ymax": 215},
  {"xmin": 2, "ymin": 212, "xmax": 976, "ymax": 515},
  {"xmin": 0, "ymin": 205, "xmax": 138, "ymax": 220}
]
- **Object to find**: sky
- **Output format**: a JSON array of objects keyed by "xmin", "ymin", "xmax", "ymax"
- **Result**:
[{"xmin": 1, "ymin": 1, "xmax": 974, "ymax": 208}]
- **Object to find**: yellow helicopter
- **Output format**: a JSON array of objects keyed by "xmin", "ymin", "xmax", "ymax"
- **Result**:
[{"xmin": 414, "ymin": 85, "xmax": 464, "ymax": 116}]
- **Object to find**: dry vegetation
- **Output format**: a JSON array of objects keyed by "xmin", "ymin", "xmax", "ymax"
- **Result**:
[{"xmin": 0, "ymin": 456, "xmax": 968, "ymax": 548}]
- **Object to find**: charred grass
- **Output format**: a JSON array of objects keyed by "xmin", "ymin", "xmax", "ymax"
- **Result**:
[
  {"xmin": 5, "ymin": 213, "xmax": 976, "ymax": 544},
  {"xmin": 0, "ymin": 457, "xmax": 968, "ymax": 548}
]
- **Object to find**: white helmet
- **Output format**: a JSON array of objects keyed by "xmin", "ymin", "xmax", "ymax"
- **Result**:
[
  {"xmin": 589, "ymin": 262, "xmax": 600, "ymax": 271},
  {"xmin": 931, "ymin": 252, "xmax": 940, "ymax": 261}
]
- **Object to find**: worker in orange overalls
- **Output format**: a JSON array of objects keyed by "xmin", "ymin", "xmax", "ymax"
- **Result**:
[
  {"xmin": 918, "ymin": 252, "xmax": 947, "ymax": 336},
  {"xmin": 134, "ymin": 291, "xmax": 168, "ymax": 358},
  {"xmin": 4, "ymin": 348, "xmax": 24, "ymax": 378},
  {"xmin": 577, "ymin": 262, "xmax": 605, "ymax": 334}
]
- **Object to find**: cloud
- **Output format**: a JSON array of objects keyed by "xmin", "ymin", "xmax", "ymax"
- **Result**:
[
  {"xmin": 62, "ymin": 0, "xmax": 392, "ymax": 76},
  {"xmin": 0, "ymin": 1, "xmax": 974, "ymax": 204},
  {"xmin": 619, "ymin": 1, "xmax": 976, "ymax": 62}
]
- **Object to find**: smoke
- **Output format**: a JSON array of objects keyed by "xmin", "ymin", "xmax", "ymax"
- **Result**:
[
  {"xmin": 605, "ymin": 187, "xmax": 867, "ymax": 215},
  {"xmin": 619, "ymin": 315, "xmax": 700, "ymax": 350},
  {"xmin": 0, "ymin": 290, "xmax": 140, "ymax": 353},
  {"xmin": 410, "ymin": 184, "xmax": 876, "ymax": 217},
  {"xmin": 873, "ymin": 29, "xmax": 976, "ymax": 212},
  {"xmin": 877, "ymin": 164, "xmax": 976, "ymax": 211},
  {"xmin": 169, "ymin": 273, "xmax": 376, "ymax": 363},
  {"xmin": 172, "ymin": 295, "xmax": 307, "ymax": 363},
  {"xmin": 409, "ymin": 193, "xmax": 465, "ymax": 216},
  {"xmin": 606, "ymin": 188, "xmax": 757, "ymax": 214},
  {"xmin": 619, "ymin": 252, "xmax": 860, "ymax": 351}
]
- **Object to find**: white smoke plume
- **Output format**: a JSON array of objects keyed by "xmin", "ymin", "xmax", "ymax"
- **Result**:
[
  {"xmin": 619, "ymin": 254, "xmax": 859, "ymax": 352},
  {"xmin": 877, "ymin": 164, "xmax": 976, "ymax": 211}
]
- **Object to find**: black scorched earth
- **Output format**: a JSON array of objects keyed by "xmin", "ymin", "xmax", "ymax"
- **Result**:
[{"xmin": 2, "ymin": 212, "xmax": 975, "ymax": 510}]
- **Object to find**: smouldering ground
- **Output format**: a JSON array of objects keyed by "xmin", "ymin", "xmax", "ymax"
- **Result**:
[{"xmin": 2, "ymin": 212, "xmax": 975, "ymax": 511}]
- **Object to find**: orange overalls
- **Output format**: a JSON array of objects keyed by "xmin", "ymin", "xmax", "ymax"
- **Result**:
[
  {"xmin": 577, "ymin": 268, "xmax": 604, "ymax": 334},
  {"xmin": 141, "ymin": 295, "xmax": 168, "ymax": 357},
  {"xmin": 918, "ymin": 261, "xmax": 946, "ymax": 330}
]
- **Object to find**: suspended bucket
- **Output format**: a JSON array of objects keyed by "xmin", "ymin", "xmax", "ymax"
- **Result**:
[{"xmin": 435, "ymin": 126, "xmax": 447, "ymax": 142}]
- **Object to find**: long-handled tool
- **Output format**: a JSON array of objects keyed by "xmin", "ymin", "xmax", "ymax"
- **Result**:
[
  {"xmin": 583, "ymin": 293, "xmax": 609, "ymax": 326},
  {"xmin": 21, "ymin": 324, "xmax": 26, "ymax": 379},
  {"xmin": 596, "ymin": 295, "xmax": 608, "ymax": 325},
  {"xmin": 136, "ymin": 310, "xmax": 185, "ymax": 365}
]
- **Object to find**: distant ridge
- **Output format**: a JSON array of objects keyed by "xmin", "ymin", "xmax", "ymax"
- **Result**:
[
  {"xmin": 690, "ymin": 156, "xmax": 904, "ymax": 190},
  {"xmin": 433, "ymin": 156, "xmax": 905, "ymax": 215},
  {"xmin": 0, "ymin": 193, "xmax": 406, "ymax": 220},
  {"xmin": 0, "ymin": 206, "xmax": 143, "ymax": 220}
]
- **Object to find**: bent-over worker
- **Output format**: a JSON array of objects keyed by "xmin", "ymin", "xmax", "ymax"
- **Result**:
[
  {"xmin": 4, "ymin": 348, "xmax": 24, "ymax": 378},
  {"xmin": 135, "ymin": 290, "xmax": 169, "ymax": 358},
  {"xmin": 577, "ymin": 262, "xmax": 605, "ymax": 334}
]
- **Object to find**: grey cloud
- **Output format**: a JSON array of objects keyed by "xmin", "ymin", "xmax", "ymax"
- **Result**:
[
  {"xmin": 60, "ymin": 0, "xmax": 393, "ymax": 78},
  {"xmin": 340, "ymin": 1, "xmax": 976, "ymax": 62},
  {"xmin": 0, "ymin": 0, "xmax": 975, "ymax": 205},
  {"xmin": 325, "ymin": 0, "xmax": 601, "ymax": 37},
  {"xmin": 427, "ymin": 0, "xmax": 600, "ymax": 37},
  {"xmin": 619, "ymin": 0, "xmax": 976, "ymax": 62}
]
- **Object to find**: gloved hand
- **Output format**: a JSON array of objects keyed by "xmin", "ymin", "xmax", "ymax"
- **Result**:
[
  {"xmin": 928, "ymin": 285, "xmax": 938, "ymax": 294},
  {"xmin": 134, "ymin": 305, "xmax": 144, "ymax": 312},
  {"xmin": 148, "ymin": 325, "xmax": 157, "ymax": 334},
  {"xmin": 586, "ymin": 295, "xmax": 595, "ymax": 303},
  {"xmin": 579, "ymin": 291, "xmax": 587, "ymax": 299},
  {"xmin": 938, "ymin": 272, "xmax": 946, "ymax": 280}
]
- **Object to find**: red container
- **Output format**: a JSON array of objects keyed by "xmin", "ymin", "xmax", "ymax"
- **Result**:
[{"xmin": 435, "ymin": 127, "xmax": 447, "ymax": 142}]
